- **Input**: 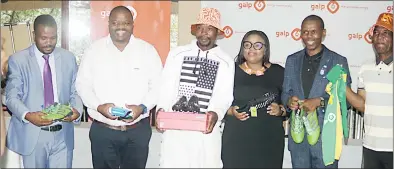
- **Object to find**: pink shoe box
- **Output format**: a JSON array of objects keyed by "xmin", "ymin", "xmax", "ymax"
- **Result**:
[{"xmin": 156, "ymin": 111, "xmax": 208, "ymax": 132}]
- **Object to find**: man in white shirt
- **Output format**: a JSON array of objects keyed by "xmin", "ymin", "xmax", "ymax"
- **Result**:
[
  {"xmin": 346, "ymin": 12, "xmax": 393, "ymax": 169},
  {"xmin": 155, "ymin": 8, "xmax": 234, "ymax": 168},
  {"xmin": 75, "ymin": 6, "xmax": 162, "ymax": 168}
]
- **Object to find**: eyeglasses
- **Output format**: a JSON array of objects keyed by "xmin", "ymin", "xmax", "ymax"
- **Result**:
[
  {"xmin": 243, "ymin": 41, "xmax": 265, "ymax": 50},
  {"xmin": 109, "ymin": 21, "xmax": 132, "ymax": 27}
]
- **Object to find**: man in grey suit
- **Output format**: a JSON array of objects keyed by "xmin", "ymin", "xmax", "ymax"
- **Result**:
[
  {"xmin": 5, "ymin": 14, "xmax": 83, "ymax": 168},
  {"xmin": 281, "ymin": 15, "xmax": 352, "ymax": 168}
]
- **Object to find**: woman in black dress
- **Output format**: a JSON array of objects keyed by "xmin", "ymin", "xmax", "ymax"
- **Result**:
[{"xmin": 221, "ymin": 30, "xmax": 287, "ymax": 168}]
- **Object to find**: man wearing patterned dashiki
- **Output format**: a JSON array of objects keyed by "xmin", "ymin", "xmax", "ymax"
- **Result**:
[{"xmin": 155, "ymin": 8, "xmax": 235, "ymax": 168}]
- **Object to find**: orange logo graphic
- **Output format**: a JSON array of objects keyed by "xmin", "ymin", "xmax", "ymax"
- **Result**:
[
  {"xmin": 364, "ymin": 31, "xmax": 372, "ymax": 44},
  {"xmin": 387, "ymin": 5, "xmax": 393, "ymax": 13},
  {"xmin": 238, "ymin": 0, "xmax": 266, "ymax": 12},
  {"xmin": 311, "ymin": 4, "xmax": 326, "ymax": 11},
  {"xmin": 238, "ymin": 2, "xmax": 253, "ymax": 9},
  {"xmin": 100, "ymin": 6, "xmax": 137, "ymax": 20},
  {"xmin": 348, "ymin": 33, "xmax": 363, "ymax": 40},
  {"xmin": 254, "ymin": 0, "xmax": 266, "ymax": 12},
  {"xmin": 275, "ymin": 28, "xmax": 301, "ymax": 41},
  {"xmin": 348, "ymin": 32, "xmax": 372, "ymax": 44},
  {"xmin": 311, "ymin": 0, "xmax": 340, "ymax": 14},
  {"xmin": 223, "ymin": 26, "xmax": 233, "ymax": 38},
  {"xmin": 276, "ymin": 31, "xmax": 290, "ymax": 38},
  {"xmin": 327, "ymin": 0, "xmax": 340, "ymax": 14},
  {"xmin": 291, "ymin": 28, "xmax": 301, "ymax": 41}
]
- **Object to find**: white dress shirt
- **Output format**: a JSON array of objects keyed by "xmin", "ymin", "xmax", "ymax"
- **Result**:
[
  {"xmin": 22, "ymin": 44, "xmax": 59, "ymax": 124},
  {"xmin": 76, "ymin": 35, "xmax": 163, "ymax": 126}
]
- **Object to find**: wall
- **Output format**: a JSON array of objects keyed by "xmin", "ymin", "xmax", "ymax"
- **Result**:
[
  {"xmin": 1, "ymin": 24, "xmax": 33, "ymax": 57},
  {"xmin": 0, "ymin": 1, "xmax": 61, "ymax": 11},
  {"xmin": 177, "ymin": 1, "xmax": 201, "ymax": 46}
]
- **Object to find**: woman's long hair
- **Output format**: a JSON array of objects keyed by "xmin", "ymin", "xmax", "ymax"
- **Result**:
[{"xmin": 235, "ymin": 30, "xmax": 271, "ymax": 66}]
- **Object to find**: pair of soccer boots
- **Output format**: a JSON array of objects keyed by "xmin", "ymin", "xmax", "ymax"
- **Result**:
[
  {"xmin": 172, "ymin": 95, "xmax": 201, "ymax": 113},
  {"xmin": 290, "ymin": 101, "xmax": 320, "ymax": 145}
]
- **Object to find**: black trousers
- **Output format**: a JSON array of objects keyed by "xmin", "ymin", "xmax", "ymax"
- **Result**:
[
  {"xmin": 89, "ymin": 118, "xmax": 152, "ymax": 169},
  {"xmin": 363, "ymin": 147, "xmax": 393, "ymax": 169}
]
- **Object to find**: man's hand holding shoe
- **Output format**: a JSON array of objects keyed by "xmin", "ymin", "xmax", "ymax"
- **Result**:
[
  {"xmin": 121, "ymin": 104, "xmax": 144, "ymax": 123},
  {"xmin": 287, "ymin": 96, "xmax": 300, "ymax": 111},
  {"xmin": 97, "ymin": 103, "xmax": 117, "ymax": 120},
  {"xmin": 62, "ymin": 108, "xmax": 80, "ymax": 122},
  {"xmin": 25, "ymin": 112, "xmax": 53, "ymax": 127}
]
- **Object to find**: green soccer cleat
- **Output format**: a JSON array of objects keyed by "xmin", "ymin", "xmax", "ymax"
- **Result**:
[
  {"xmin": 291, "ymin": 109, "xmax": 305, "ymax": 144},
  {"xmin": 42, "ymin": 103, "xmax": 73, "ymax": 121},
  {"xmin": 302, "ymin": 109, "xmax": 320, "ymax": 146}
]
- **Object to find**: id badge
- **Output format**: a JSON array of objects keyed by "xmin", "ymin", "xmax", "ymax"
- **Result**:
[{"xmin": 250, "ymin": 106, "xmax": 257, "ymax": 117}]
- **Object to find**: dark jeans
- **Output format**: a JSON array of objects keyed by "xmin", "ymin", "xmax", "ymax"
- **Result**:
[
  {"xmin": 89, "ymin": 118, "xmax": 152, "ymax": 169},
  {"xmin": 289, "ymin": 134, "xmax": 338, "ymax": 168},
  {"xmin": 363, "ymin": 147, "xmax": 393, "ymax": 169}
]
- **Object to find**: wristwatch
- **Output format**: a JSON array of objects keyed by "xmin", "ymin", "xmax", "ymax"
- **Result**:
[
  {"xmin": 139, "ymin": 104, "xmax": 148, "ymax": 114},
  {"xmin": 320, "ymin": 97, "xmax": 325, "ymax": 107}
]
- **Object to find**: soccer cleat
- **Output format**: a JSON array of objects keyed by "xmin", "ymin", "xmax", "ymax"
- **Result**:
[
  {"xmin": 291, "ymin": 109, "xmax": 305, "ymax": 144},
  {"xmin": 302, "ymin": 109, "xmax": 320, "ymax": 146},
  {"xmin": 42, "ymin": 103, "xmax": 73, "ymax": 121}
]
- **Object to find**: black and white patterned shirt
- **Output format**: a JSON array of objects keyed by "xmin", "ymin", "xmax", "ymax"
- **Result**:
[{"xmin": 175, "ymin": 53, "xmax": 220, "ymax": 113}]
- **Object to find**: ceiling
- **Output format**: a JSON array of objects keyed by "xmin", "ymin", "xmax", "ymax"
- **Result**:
[
  {"xmin": 0, "ymin": 0, "xmax": 61, "ymax": 11},
  {"xmin": 0, "ymin": 1, "xmax": 178, "ymax": 14}
]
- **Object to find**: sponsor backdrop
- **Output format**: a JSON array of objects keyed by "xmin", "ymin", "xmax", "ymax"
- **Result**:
[
  {"xmin": 90, "ymin": 1, "xmax": 171, "ymax": 64},
  {"xmin": 202, "ymin": 1, "xmax": 392, "ymax": 90}
]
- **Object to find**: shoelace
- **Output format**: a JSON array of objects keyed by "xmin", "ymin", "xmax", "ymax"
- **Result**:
[
  {"xmin": 292, "ymin": 109, "xmax": 304, "ymax": 133},
  {"xmin": 251, "ymin": 92, "xmax": 279, "ymax": 109},
  {"xmin": 303, "ymin": 111, "xmax": 319, "ymax": 135},
  {"xmin": 292, "ymin": 117, "xmax": 304, "ymax": 133}
]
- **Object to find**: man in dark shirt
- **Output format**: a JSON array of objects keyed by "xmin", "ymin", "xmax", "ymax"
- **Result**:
[
  {"xmin": 281, "ymin": 15, "xmax": 352, "ymax": 168},
  {"xmin": 302, "ymin": 49, "xmax": 323, "ymax": 97}
]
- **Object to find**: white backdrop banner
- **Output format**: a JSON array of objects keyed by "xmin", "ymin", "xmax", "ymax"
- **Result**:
[{"xmin": 201, "ymin": 0, "xmax": 392, "ymax": 90}]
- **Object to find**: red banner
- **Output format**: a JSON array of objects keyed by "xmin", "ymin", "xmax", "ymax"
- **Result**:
[{"xmin": 90, "ymin": 1, "xmax": 171, "ymax": 64}]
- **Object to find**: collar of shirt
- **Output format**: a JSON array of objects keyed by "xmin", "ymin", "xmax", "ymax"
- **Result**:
[
  {"xmin": 305, "ymin": 45, "xmax": 324, "ymax": 62},
  {"xmin": 376, "ymin": 55, "xmax": 393, "ymax": 65},
  {"xmin": 105, "ymin": 34, "xmax": 135, "ymax": 52}
]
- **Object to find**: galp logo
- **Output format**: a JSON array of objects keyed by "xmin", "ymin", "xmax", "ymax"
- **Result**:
[
  {"xmin": 364, "ymin": 31, "xmax": 372, "ymax": 44},
  {"xmin": 223, "ymin": 26, "xmax": 234, "ymax": 38},
  {"xmin": 327, "ymin": 1, "xmax": 340, "ymax": 14},
  {"xmin": 238, "ymin": 2, "xmax": 253, "ymax": 9},
  {"xmin": 348, "ymin": 32, "xmax": 372, "ymax": 44},
  {"xmin": 348, "ymin": 33, "xmax": 364, "ymax": 40},
  {"xmin": 387, "ymin": 5, "xmax": 393, "ymax": 13},
  {"xmin": 364, "ymin": 26, "xmax": 374, "ymax": 44},
  {"xmin": 238, "ymin": 0, "xmax": 266, "ymax": 12},
  {"xmin": 291, "ymin": 28, "xmax": 301, "ymax": 41},
  {"xmin": 275, "ymin": 28, "xmax": 301, "ymax": 41},
  {"xmin": 100, "ymin": 5, "xmax": 138, "ymax": 20},
  {"xmin": 254, "ymin": 0, "xmax": 266, "ymax": 12},
  {"xmin": 311, "ymin": 0, "xmax": 340, "ymax": 14},
  {"xmin": 126, "ymin": 6, "xmax": 138, "ymax": 20}
]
